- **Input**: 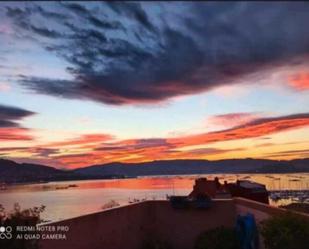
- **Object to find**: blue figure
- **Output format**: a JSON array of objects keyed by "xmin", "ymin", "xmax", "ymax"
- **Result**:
[{"xmin": 236, "ymin": 213, "xmax": 259, "ymax": 249}]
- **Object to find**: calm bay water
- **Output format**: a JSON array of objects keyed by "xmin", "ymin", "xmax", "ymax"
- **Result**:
[{"xmin": 1, "ymin": 173, "xmax": 309, "ymax": 222}]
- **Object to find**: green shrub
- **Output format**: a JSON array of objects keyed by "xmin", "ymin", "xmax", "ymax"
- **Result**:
[
  {"xmin": 260, "ymin": 212, "xmax": 309, "ymax": 249},
  {"xmin": 194, "ymin": 226, "xmax": 239, "ymax": 249},
  {"xmin": 0, "ymin": 203, "xmax": 45, "ymax": 249}
]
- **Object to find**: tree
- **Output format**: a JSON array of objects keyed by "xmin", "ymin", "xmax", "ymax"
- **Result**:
[
  {"xmin": 260, "ymin": 212, "xmax": 309, "ymax": 249},
  {"xmin": 194, "ymin": 226, "xmax": 239, "ymax": 249}
]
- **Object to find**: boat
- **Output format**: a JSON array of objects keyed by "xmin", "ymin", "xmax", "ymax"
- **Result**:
[
  {"xmin": 68, "ymin": 184, "xmax": 78, "ymax": 188},
  {"xmin": 0, "ymin": 183, "xmax": 7, "ymax": 190},
  {"xmin": 56, "ymin": 186, "xmax": 69, "ymax": 190}
]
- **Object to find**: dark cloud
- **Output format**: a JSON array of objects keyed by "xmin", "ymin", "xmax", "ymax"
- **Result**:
[
  {"xmin": 5, "ymin": 6, "xmax": 32, "ymax": 29},
  {"xmin": 0, "ymin": 120, "xmax": 16, "ymax": 127},
  {"xmin": 20, "ymin": 26, "xmax": 203, "ymax": 104},
  {"xmin": 5, "ymin": 6, "xmax": 29, "ymax": 18},
  {"xmin": 35, "ymin": 6, "xmax": 68, "ymax": 21},
  {"xmin": 62, "ymin": 3, "xmax": 89, "ymax": 16},
  {"xmin": 105, "ymin": 2, "xmax": 156, "ymax": 33},
  {"xmin": 5, "ymin": 6, "xmax": 62, "ymax": 39},
  {"xmin": 95, "ymin": 138, "xmax": 174, "ymax": 152},
  {"xmin": 62, "ymin": 2, "xmax": 124, "ymax": 31},
  {"xmin": 0, "ymin": 104, "xmax": 35, "ymax": 127},
  {"xmin": 0, "ymin": 105, "xmax": 35, "ymax": 140},
  {"xmin": 5, "ymin": 2, "xmax": 309, "ymax": 105},
  {"xmin": 87, "ymin": 15, "xmax": 123, "ymax": 30},
  {"xmin": 30, "ymin": 25, "xmax": 62, "ymax": 38}
]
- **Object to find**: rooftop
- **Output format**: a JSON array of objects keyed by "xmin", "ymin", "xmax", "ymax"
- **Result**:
[{"xmin": 237, "ymin": 180, "xmax": 266, "ymax": 189}]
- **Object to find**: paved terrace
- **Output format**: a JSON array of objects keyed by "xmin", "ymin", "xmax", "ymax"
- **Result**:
[{"xmin": 39, "ymin": 198, "xmax": 309, "ymax": 249}]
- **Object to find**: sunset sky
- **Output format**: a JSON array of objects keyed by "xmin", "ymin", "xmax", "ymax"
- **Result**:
[{"xmin": 0, "ymin": 2, "xmax": 309, "ymax": 169}]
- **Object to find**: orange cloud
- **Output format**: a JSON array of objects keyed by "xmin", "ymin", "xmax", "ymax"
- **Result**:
[
  {"xmin": 4, "ymin": 113, "xmax": 309, "ymax": 168},
  {"xmin": 288, "ymin": 72, "xmax": 309, "ymax": 90},
  {"xmin": 206, "ymin": 112, "xmax": 260, "ymax": 129},
  {"xmin": 45, "ymin": 133, "xmax": 114, "ymax": 147},
  {"xmin": 53, "ymin": 113, "xmax": 309, "ymax": 168},
  {"xmin": 169, "ymin": 113, "xmax": 309, "ymax": 146},
  {"xmin": 0, "ymin": 128, "xmax": 33, "ymax": 141}
]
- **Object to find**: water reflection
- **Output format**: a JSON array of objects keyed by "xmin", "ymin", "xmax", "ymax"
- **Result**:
[{"xmin": 0, "ymin": 173, "xmax": 308, "ymax": 221}]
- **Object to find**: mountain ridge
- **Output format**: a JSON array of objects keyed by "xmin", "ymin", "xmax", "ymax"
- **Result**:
[
  {"xmin": 0, "ymin": 157, "xmax": 308, "ymax": 184},
  {"xmin": 73, "ymin": 158, "xmax": 309, "ymax": 177}
]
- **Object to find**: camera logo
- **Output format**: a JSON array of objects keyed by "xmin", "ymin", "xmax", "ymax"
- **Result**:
[{"xmin": 0, "ymin": 226, "xmax": 12, "ymax": 239}]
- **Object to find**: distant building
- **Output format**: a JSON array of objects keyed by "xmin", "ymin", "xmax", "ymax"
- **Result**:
[
  {"xmin": 189, "ymin": 177, "xmax": 269, "ymax": 204},
  {"xmin": 188, "ymin": 177, "xmax": 219, "ymax": 198},
  {"xmin": 225, "ymin": 180, "xmax": 269, "ymax": 204}
]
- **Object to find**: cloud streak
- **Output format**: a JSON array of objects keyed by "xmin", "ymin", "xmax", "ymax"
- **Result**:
[
  {"xmin": 206, "ymin": 112, "xmax": 260, "ymax": 129},
  {"xmin": 45, "ymin": 134, "xmax": 114, "ymax": 148},
  {"xmin": 0, "ymin": 104, "xmax": 35, "ymax": 127},
  {"xmin": 0, "ymin": 128, "xmax": 33, "ymax": 141},
  {"xmin": 169, "ymin": 113, "xmax": 309, "ymax": 147},
  {"xmin": 4, "ymin": 112, "xmax": 307, "ymax": 168},
  {"xmin": 0, "ymin": 105, "xmax": 35, "ymax": 141}
]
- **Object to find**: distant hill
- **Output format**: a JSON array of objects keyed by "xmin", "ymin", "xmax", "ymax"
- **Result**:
[
  {"xmin": 74, "ymin": 158, "xmax": 309, "ymax": 177},
  {"xmin": 0, "ymin": 159, "xmax": 74, "ymax": 184},
  {"xmin": 0, "ymin": 158, "xmax": 308, "ymax": 184}
]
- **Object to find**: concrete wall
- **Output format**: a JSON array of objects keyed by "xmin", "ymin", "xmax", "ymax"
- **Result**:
[
  {"xmin": 39, "ymin": 198, "xmax": 309, "ymax": 249},
  {"xmin": 234, "ymin": 197, "xmax": 309, "ymax": 223},
  {"xmin": 39, "ymin": 200, "xmax": 236, "ymax": 249},
  {"xmin": 150, "ymin": 200, "xmax": 236, "ymax": 249},
  {"xmin": 39, "ymin": 202, "xmax": 153, "ymax": 249}
]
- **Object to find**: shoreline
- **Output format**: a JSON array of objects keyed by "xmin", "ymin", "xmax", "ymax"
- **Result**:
[{"xmin": 1, "ymin": 171, "xmax": 309, "ymax": 187}]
